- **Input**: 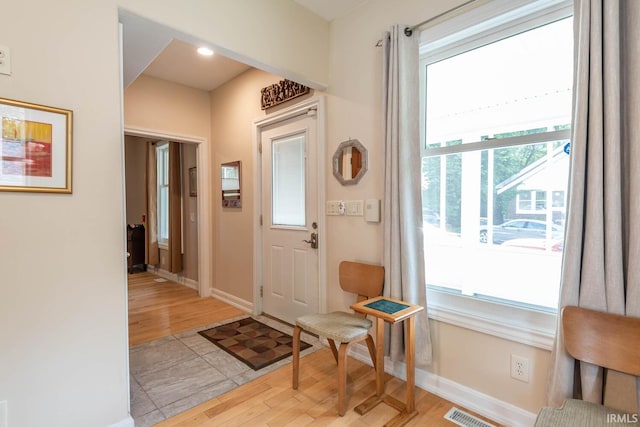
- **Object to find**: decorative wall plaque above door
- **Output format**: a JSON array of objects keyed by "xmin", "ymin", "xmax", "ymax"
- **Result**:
[{"xmin": 261, "ymin": 79, "xmax": 310, "ymax": 110}]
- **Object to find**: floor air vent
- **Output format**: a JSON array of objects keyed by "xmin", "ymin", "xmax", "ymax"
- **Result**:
[
  {"xmin": 444, "ymin": 407, "xmax": 496, "ymax": 427},
  {"xmin": 153, "ymin": 278, "xmax": 168, "ymax": 283}
]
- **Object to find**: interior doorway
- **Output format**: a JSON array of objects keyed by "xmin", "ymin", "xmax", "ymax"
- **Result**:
[{"xmin": 124, "ymin": 127, "xmax": 212, "ymax": 297}]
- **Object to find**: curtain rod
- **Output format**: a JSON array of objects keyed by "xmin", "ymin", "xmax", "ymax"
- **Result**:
[
  {"xmin": 375, "ymin": 0, "xmax": 478, "ymax": 45},
  {"xmin": 404, "ymin": 0, "xmax": 478, "ymax": 36}
]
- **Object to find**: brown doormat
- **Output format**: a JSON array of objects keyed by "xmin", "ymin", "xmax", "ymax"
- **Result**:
[{"xmin": 198, "ymin": 317, "xmax": 312, "ymax": 371}]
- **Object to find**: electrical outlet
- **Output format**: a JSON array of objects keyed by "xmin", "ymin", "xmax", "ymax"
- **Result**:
[{"xmin": 511, "ymin": 354, "xmax": 530, "ymax": 382}]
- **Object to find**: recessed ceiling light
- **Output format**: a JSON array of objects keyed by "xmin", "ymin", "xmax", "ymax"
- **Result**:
[{"xmin": 197, "ymin": 47, "xmax": 214, "ymax": 56}]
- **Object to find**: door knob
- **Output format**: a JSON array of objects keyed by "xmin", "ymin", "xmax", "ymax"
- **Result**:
[{"xmin": 302, "ymin": 232, "xmax": 318, "ymax": 249}]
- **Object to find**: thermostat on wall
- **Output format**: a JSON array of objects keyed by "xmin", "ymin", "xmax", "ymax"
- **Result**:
[{"xmin": 365, "ymin": 199, "xmax": 380, "ymax": 223}]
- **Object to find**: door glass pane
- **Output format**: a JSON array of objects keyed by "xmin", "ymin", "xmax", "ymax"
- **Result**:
[{"xmin": 272, "ymin": 134, "xmax": 305, "ymax": 226}]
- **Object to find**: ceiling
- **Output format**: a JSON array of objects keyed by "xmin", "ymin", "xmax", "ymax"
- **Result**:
[
  {"xmin": 293, "ymin": 0, "xmax": 369, "ymax": 21},
  {"xmin": 122, "ymin": 0, "xmax": 367, "ymax": 92},
  {"xmin": 142, "ymin": 40, "xmax": 251, "ymax": 92}
]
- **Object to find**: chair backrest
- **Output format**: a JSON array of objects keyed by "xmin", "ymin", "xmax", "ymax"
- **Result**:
[
  {"xmin": 562, "ymin": 306, "xmax": 640, "ymax": 377},
  {"xmin": 339, "ymin": 261, "xmax": 384, "ymax": 301}
]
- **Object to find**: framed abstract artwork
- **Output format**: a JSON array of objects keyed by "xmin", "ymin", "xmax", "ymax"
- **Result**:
[{"xmin": 0, "ymin": 97, "xmax": 72, "ymax": 193}]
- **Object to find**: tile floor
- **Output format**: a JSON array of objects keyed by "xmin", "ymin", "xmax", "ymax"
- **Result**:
[{"xmin": 129, "ymin": 314, "xmax": 321, "ymax": 427}]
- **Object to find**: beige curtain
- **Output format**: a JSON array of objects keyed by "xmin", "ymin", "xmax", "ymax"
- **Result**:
[
  {"xmin": 168, "ymin": 142, "xmax": 183, "ymax": 273},
  {"xmin": 382, "ymin": 25, "xmax": 432, "ymax": 366},
  {"xmin": 146, "ymin": 142, "xmax": 159, "ymax": 266},
  {"xmin": 546, "ymin": 0, "xmax": 640, "ymax": 412}
]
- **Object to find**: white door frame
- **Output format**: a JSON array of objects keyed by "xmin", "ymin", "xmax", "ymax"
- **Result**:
[
  {"xmin": 252, "ymin": 96, "xmax": 327, "ymax": 317},
  {"xmin": 124, "ymin": 125, "xmax": 212, "ymax": 298}
]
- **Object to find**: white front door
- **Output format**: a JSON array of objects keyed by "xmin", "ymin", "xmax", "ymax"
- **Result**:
[{"xmin": 261, "ymin": 112, "xmax": 319, "ymax": 325}]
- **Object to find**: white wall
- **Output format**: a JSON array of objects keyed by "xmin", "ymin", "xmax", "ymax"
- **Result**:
[
  {"xmin": 0, "ymin": 1, "xmax": 128, "ymax": 426},
  {"xmin": 209, "ymin": 69, "xmax": 287, "ymax": 303},
  {"xmin": 0, "ymin": 1, "xmax": 329, "ymax": 426},
  {"xmin": 124, "ymin": 74, "xmax": 212, "ymax": 138}
]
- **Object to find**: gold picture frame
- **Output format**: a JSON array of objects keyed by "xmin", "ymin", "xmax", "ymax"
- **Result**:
[{"xmin": 0, "ymin": 97, "xmax": 72, "ymax": 193}]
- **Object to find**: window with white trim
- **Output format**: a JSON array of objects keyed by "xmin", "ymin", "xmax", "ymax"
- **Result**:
[
  {"xmin": 419, "ymin": 0, "xmax": 573, "ymax": 346},
  {"xmin": 157, "ymin": 143, "xmax": 169, "ymax": 246}
]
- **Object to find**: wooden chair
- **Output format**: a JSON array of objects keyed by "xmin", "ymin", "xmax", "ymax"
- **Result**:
[
  {"xmin": 535, "ymin": 306, "xmax": 640, "ymax": 426},
  {"xmin": 292, "ymin": 261, "xmax": 384, "ymax": 416}
]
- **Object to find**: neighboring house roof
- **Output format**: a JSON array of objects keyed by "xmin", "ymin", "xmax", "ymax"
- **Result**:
[{"xmin": 496, "ymin": 145, "xmax": 569, "ymax": 195}]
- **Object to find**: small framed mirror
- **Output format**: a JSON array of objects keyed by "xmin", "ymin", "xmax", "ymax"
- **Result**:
[
  {"xmin": 332, "ymin": 139, "xmax": 367, "ymax": 185},
  {"xmin": 221, "ymin": 161, "xmax": 241, "ymax": 208}
]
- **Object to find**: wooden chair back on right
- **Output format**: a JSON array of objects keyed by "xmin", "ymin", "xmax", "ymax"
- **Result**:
[{"xmin": 562, "ymin": 306, "xmax": 640, "ymax": 377}]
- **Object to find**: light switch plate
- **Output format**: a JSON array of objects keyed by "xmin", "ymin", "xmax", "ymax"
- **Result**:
[
  {"xmin": 345, "ymin": 200, "xmax": 364, "ymax": 216},
  {"xmin": 0, "ymin": 45, "xmax": 11, "ymax": 76},
  {"xmin": 326, "ymin": 201, "xmax": 341, "ymax": 216}
]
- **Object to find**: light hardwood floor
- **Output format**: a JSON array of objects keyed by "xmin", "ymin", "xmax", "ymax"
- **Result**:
[
  {"xmin": 128, "ymin": 272, "xmax": 502, "ymax": 426},
  {"xmin": 128, "ymin": 271, "xmax": 244, "ymax": 346}
]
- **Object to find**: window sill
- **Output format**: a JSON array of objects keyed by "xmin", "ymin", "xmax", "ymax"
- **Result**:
[
  {"xmin": 158, "ymin": 242, "xmax": 168, "ymax": 250},
  {"xmin": 426, "ymin": 287, "xmax": 556, "ymax": 350}
]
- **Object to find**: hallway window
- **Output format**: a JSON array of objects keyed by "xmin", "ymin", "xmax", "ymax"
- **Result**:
[{"xmin": 157, "ymin": 143, "xmax": 169, "ymax": 246}]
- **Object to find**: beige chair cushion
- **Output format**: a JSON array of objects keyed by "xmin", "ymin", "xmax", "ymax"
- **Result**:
[
  {"xmin": 296, "ymin": 311, "xmax": 372, "ymax": 343},
  {"xmin": 535, "ymin": 399, "xmax": 638, "ymax": 427}
]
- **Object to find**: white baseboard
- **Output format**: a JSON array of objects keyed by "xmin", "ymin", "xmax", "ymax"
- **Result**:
[
  {"xmin": 183, "ymin": 277, "xmax": 198, "ymax": 290},
  {"xmin": 108, "ymin": 415, "xmax": 134, "ymax": 427},
  {"xmin": 149, "ymin": 268, "xmax": 250, "ymax": 313},
  {"xmin": 349, "ymin": 344, "xmax": 537, "ymax": 427},
  {"xmin": 210, "ymin": 288, "xmax": 253, "ymax": 313},
  {"xmin": 149, "ymin": 267, "xmax": 198, "ymax": 290}
]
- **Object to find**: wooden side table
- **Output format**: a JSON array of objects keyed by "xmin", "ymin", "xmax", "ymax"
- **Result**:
[{"xmin": 350, "ymin": 296, "xmax": 424, "ymax": 427}]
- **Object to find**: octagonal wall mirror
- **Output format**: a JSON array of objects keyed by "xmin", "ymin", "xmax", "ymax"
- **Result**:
[{"xmin": 332, "ymin": 139, "xmax": 367, "ymax": 185}]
